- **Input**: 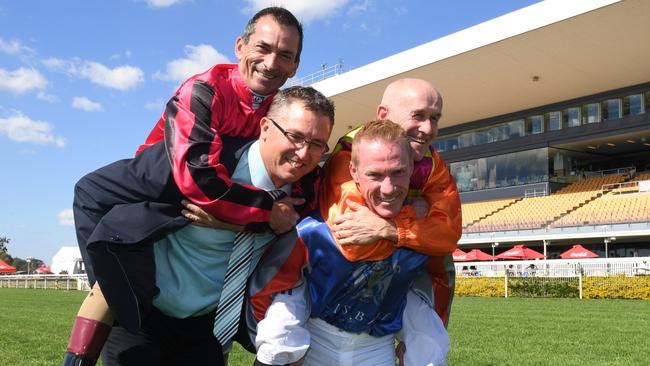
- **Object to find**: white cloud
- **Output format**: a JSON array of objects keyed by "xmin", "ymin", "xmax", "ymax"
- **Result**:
[
  {"xmin": 155, "ymin": 44, "xmax": 229, "ymax": 83},
  {"xmin": 0, "ymin": 112, "xmax": 65, "ymax": 147},
  {"xmin": 146, "ymin": 0, "xmax": 185, "ymax": 8},
  {"xmin": 42, "ymin": 57, "xmax": 144, "ymax": 91},
  {"xmin": 79, "ymin": 62, "xmax": 144, "ymax": 90},
  {"xmin": 0, "ymin": 67, "xmax": 48, "ymax": 95},
  {"xmin": 42, "ymin": 57, "xmax": 70, "ymax": 70},
  {"xmin": 243, "ymin": 0, "xmax": 350, "ymax": 24},
  {"xmin": 37, "ymin": 91, "xmax": 59, "ymax": 103},
  {"xmin": 348, "ymin": 0, "xmax": 371, "ymax": 15},
  {"xmin": 110, "ymin": 49, "xmax": 132, "ymax": 60},
  {"xmin": 72, "ymin": 96, "xmax": 104, "ymax": 112},
  {"xmin": 57, "ymin": 209, "xmax": 74, "ymax": 226},
  {"xmin": 0, "ymin": 37, "xmax": 35, "ymax": 56}
]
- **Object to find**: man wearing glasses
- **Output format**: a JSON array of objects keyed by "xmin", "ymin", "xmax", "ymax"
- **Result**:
[
  {"xmin": 268, "ymin": 117, "xmax": 330, "ymax": 153},
  {"xmin": 108, "ymin": 86, "xmax": 332, "ymax": 365}
]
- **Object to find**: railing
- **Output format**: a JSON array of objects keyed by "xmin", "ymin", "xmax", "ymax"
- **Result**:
[
  {"xmin": 550, "ymin": 207, "xmax": 650, "ymax": 228},
  {"xmin": 455, "ymin": 257, "xmax": 650, "ymax": 277},
  {"xmin": 284, "ymin": 62, "xmax": 345, "ymax": 87},
  {"xmin": 456, "ymin": 257, "xmax": 650, "ymax": 299},
  {"xmin": 584, "ymin": 166, "xmax": 634, "ymax": 178},
  {"xmin": 602, "ymin": 181, "xmax": 639, "ymax": 194},
  {"xmin": 0, "ymin": 274, "xmax": 90, "ymax": 291},
  {"xmin": 524, "ymin": 188, "xmax": 547, "ymax": 198}
]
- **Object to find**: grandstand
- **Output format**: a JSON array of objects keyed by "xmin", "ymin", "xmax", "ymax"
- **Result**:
[{"xmin": 310, "ymin": 0, "xmax": 650, "ymax": 260}]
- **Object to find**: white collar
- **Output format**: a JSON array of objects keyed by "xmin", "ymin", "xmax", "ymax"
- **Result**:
[{"xmin": 247, "ymin": 140, "xmax": 291, "ymax": 195}]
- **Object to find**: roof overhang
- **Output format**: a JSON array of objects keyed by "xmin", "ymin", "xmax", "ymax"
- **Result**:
[{"xmin": 313, "ymin": 0, "xmax": 650, "ymax": 145}]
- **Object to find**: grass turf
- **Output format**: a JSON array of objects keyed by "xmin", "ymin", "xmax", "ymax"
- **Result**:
[
  {"xmin": 446, "ymin": 297, "xmax": 649, "ymax": 365},
  {"xmin": 0, "ymin": 288, "xmax": 648, "ymax": 365}
]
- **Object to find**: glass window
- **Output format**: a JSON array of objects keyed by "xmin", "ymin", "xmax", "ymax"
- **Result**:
[
  {"xmin": 450, "ymin": 148, "xmax": 549, "ymax": 193},
  {"xmin": 474, "ymin": 128, "xmax": 489, "ymax": 146},
  {"xmin": 487, "ymin": 126, "xmax": 499, "ymax": 143},
  {"xmin": 507, "ymin": 120, "xmax": 525, "ymax": 138},
  {"xmin": 602, "ymin": 98, "xmax": 621, "ymax": 120},
  {"xmin": 526, "ymin": 115, "xmax": 544, "ymax": 134},
  {"xmin": 564, "ymin": 107, "xmax": 580, "ymax": 127},
  {"xmin": 445, "ymin": 135, "xmax": 459, "ymax": 151},
  {"xmin": 547, "ymin": 111, "xmax": 562, "ymax": 131},
  {"xmin": 450, "ymin": 159, "xmax": 480, "ymax": 192},
  {"xmin": 584, "ymin": 103, "xmax": 600, "ymax": 123},
  {"xmin": 623, "ymin": 94, "xmax": 644, "ymax": 116},
  {"xmin": 645, "ymin": 92, "xmax": 650, "ymax": 114},
  {"xmin": 459, "ymin": 131, "xmax": 475, "ymax": 148},
  {"xmin": 433, "ymin": 140, "xmax": 445, "ymax": 152}
]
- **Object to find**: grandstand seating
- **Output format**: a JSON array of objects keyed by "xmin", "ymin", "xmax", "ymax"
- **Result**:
[
  {"xmin": 551, "ymin": 191, "xmax": 650, "ymax": 227},
  {"xmin": 633, "ymin": 172, "xmax": 650, "ymax": 181},
  {"xmin": 461, "ymin": 198, "xmax": 518, "ymax": 227},
  {"xmin": 464, "ymin": 175, "xmax": 628, "ymax": 232}
]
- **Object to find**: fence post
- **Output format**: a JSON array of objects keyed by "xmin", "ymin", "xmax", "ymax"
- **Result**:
[
  {"xmin": 504, "ymin": 267, "xmax": 509, "ymax": 298},
  {"xmin": 578, "ymin": 273, "xmax": 583, "ymax": 299}
]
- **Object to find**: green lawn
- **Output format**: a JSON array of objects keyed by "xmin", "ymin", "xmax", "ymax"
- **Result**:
[
  {"xmin": 0, "ymin": 288, "xmax": 648, "ymax": 365},
  {"xmin": 447, "ymin": 297, "xmax": 649, "ymax": 365}
]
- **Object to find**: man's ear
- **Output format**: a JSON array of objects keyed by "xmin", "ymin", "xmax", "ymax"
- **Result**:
[
  {"xmin": 259, "ymin": 116, "xmax": 271, "ymax": 141},
  {"xmin": 377, "ymin": 104, "xmax": 389, "ymax": 119},
  {"xmin": 349, "ymin": 160, "xmax": 359, "ymax": 183},
  {"xmin": 234, "ymin": 36, "xmax": 245, "ymax": 60}
]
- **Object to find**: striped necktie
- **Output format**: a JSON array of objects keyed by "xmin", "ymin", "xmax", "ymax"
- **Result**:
[{"xmin": 213, "ymin": 189, "xmax": 286, "ymax": 346}]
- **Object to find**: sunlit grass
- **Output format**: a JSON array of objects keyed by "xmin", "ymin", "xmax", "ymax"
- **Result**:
[{"xmin": 1, "ymin": 289, "xmax": 648, "ymax": 365}]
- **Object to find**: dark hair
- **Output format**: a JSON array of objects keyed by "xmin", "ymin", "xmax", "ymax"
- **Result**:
[
  {"xmin": 242, "ymin": 7, "xmax": 303, "ymax": 63},
  {"xmin": 267, "ymin": 86, "xmax": 335, "ymax": 127}
]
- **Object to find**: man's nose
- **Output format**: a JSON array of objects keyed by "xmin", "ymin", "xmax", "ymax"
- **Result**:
[
  {"xmin": 263, "ymin": 53, "xmax": 279, "ymax": 71},
  {"xmin": 380, "ymin": 179, "xmax": 396, "ymax": 194},
  {"xmin": 294, "ymin": 143, "xmax": 309, "ymax": 159},
  {"xmin": 419, "ymin": 120, "xmax": 434, "ymax": 135}
]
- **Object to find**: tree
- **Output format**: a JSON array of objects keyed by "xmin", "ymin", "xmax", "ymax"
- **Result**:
[
  {"xmin": 0, "ymin": 236, "xmax": 11, "ymax": 263},
  {"xmin": 0, "ymin": 237, "xmax": 44, "ymax": 271},
  {"xmin": 13, "ymin": 257, "xmax": 45, "ymax": 273},
  {"xmin": 0, "ymin": 236, "xmax": 8, "ymax": 253}
]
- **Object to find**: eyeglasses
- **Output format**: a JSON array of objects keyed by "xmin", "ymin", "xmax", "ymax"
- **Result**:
[{"xmin": 268, "ymin": 117, "xmax": 329, "ymax": 153}]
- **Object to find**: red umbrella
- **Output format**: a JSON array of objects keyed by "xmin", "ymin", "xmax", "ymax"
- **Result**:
[
  {"xmin": 560, "ymin": 244, "xmax": 598, "ymax": 259},
  {"xmin": 455, "ymin": 249, "xmax": 496, "ymax": 261},
  {"xmin": 452, "ymin": 249, "xmax": 467, "ymax": 261},
  {"xmin": 35, "ymin": 265, "xmax": 53, "ymax": 274},
  {"xmin": 496, "ymin": 245, "xmax": 544, "ymax": 260}
]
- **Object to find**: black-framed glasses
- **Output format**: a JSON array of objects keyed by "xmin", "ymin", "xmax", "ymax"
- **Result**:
[{"xmin": 268, "ymin": 117, "xmax": 329, "ymax": 153}]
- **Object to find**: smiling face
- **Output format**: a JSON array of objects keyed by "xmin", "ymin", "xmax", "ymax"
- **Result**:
[
  {"xmin": 259, "ymin": 101, "xmax": 332, "ymax": 188},
  {"xmin": 350, "ymin": 138, "xmax": 413, "ymax": 219},
  {"xmin": 378, "ymin": 79, "xmax": 443, "ymax": 161},
  {"xmin": 235, "ymin": 15, "xmax": 300, "ymax": 96}
]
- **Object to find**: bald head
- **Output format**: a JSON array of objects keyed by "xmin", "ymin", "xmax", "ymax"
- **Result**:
[{"xmin": 377, "ymin": 78, "xmax": 443, "ymax": 161}]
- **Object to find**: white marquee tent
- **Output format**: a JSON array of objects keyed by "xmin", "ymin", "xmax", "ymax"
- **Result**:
[{"xmin": 51, "ymin": 246, "xmax": 85, "ymax": 275}]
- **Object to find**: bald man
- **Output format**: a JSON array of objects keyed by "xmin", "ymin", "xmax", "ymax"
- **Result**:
[{"xmin": 243, "ymin": 78, "xmax": 460, "ymax": 365}]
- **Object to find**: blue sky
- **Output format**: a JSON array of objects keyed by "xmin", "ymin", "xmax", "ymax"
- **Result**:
[{"xmin": 0, "ymin": 0, "xmax": 538, "ymax": 263}]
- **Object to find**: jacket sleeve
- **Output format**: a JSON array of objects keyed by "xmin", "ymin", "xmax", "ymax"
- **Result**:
[
  {"xmin": 143, "ymin": 78, "xmax": 276, "ymax": 229},
  {"xmin": 292, "ymin": 167, "xmax": 322, "ymax": 219},
  {"xmin": 392, "ymin": 151, "xmax": 462, "ymax": 256},
  {"xmin": 321, "ymin": 149, "xmax": 461, "ymax": 260}
]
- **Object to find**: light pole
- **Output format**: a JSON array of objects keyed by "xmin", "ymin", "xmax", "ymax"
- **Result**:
[
  {"xmin": 26, "ymin": 257, "xmax": 33, "ymax": 275},
  {"xmin": 491, "ymin": 242, "xmax": 499, "ymax": 260},
  {"xmin": 604, "ymin": 237, "xmax": 616, "ymax": 258}
]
